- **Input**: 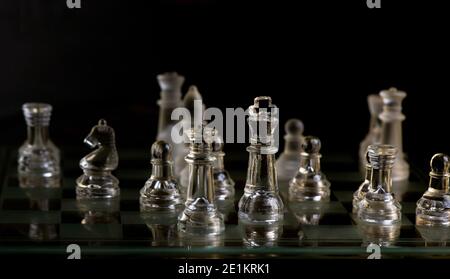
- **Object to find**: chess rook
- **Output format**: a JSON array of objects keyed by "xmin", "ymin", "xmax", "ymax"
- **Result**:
[
  {"xmin": 289, "ymin": 136, "xmax": 331, "ymax": 202},
  {"xmin": 76, "ymin": 119, "xmax": 120, "ymax": 199},
  {"xmin": 238, "ymin": 96, "xmax": 284, "ymax": 224},
  {"xmin": 140, "ymin": 141, "xmax": 183, "ymax": 211},
  {"xmin": 416, "ymin": 153, "xmax": 450, "ymax": 226},
  {"xmin": 353, "ymin": 151, "xmax": 372, "ymax": 213},
  {"xmin": 18, "ymin": 103, "xmax": 61, "ymax": 188},
  {"xmin": 358, "ymin": 144, "xmax": 402, "ymax": 224},
  {"xmin": 177, "ymin": 126, "xmax": 224, "ymax": 236},
  {"xmin": 276, "ymin": 118, "xmax": 304, "ymax": 184},
  {"xmin": 379, "ymin": 87, "xmax": 409, "ymax": 181}
]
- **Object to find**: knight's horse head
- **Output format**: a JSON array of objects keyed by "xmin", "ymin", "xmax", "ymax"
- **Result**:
[{"xmin": 84, "ymin": 119, "xmax": 115, "ymax": 149}]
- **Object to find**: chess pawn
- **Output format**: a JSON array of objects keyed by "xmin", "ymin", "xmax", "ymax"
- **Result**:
[
  {"xmin": 212, "ymin": 135, "xmax": 235, "ymax": 202},
  {"xmin": 358, "ymin": 144, "xmax": 402, "ymax": 224},
  {"xmin": 416, "ymin": 153, "xmax": 450, "ymax": 226},
  {"xmin": 18, "ymin": 103, "xmax": 60, "ymax": 188},
  {"xmin": 359, "ymin": 94, "xmax": 383, "ymax": 172},
  {"xmin": 276, "ymin": 119, "xmax": 304, "ymax": 195},
  {"xmin": 76, "ymin": 119, "xmax": 120, "ymax": 199},
  {"xmin": 156, "ymin": 72, "xmax": 184, "ymax": 145},
  {"xmin": 140, "ymin": 141, "xmax": 183, "ymax": 211},
  {"xmin": 289, "ymin": 136, "xmax": 331, "ymax": 202},
  {"xmin": 379, "ymin": 87, "xmax": 409, "ymax": 181},
  {"xmin": 353, "ymin": 151, "xmax": 372, "ymax": 213},
  {"xmin": 238, "ymin": 96, "xmax": 284, "ymax": 224},
  {"xmin": 177, "ymin": 126, "xmax": 224, "ymax": 236}
]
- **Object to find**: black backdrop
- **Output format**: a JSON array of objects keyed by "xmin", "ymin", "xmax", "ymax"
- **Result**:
[{"xmin": 0, "ymin": 0, "xmax": 448, "ymax": 171}]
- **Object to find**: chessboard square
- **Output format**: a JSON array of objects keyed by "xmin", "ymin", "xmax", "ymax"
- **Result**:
[
  {"xmin": 62, "ymin": 188, "xmax": 76, "ymax": 199},
  {"xmin": 120, "ymin": 189, "xmax": 140, "ymax": 201},
  {"xmin": 401, "ymin": 202, "xmax": 417, "ymax": 214},
  {"xmin": 1, "ymin": 198, "xmax": 61, "ymax": 211},
  {"xmin": 60, "ymin": 211, "xmax": 84, "ymax": 224},
  {"xmin": 399, "ymin": 225, "xmax": 422, "ymax": 239},
  {"xmin": 302, "ymin": 225, "xmax": 361, "ymax": 240},
  {"xmin": 0, "ymin": 210, "xmax": 61, "ymax": 224},
  {"xmin": 120, "ymin": 200, "xmax": 140, "ymax": 211},
  {"xmin": 122, "ymin": 224, "xmax": 151, "ymax": 240},
  {"xmin": 320, "ymin": 213, "xmax": 354, "ymax": 225},
  {"xmin": 333, "ymin": 191, "xmax": 354, "ymax": 202},
  {"xmin": 60, "ymin": 199, "xmax": 79, "ymax": 212},
  {"xmin": 60, "ymin": 224, "xmax": 123, "ymax": 240},
  {"xmin": 0, "ymin": 187, "xmax": 61, "ymax": 200},
  {"xmin": 121, "ymin": 211, "xmax": 145, "ymax": 225}
]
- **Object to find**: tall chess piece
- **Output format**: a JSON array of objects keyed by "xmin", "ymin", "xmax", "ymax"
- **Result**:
[
  {"xmin": 178, "ymin": 126, "xmax": 224, "ymax": 236},
  {"xmin": 289, "ymin": 136, "xmax": 331, "ymax": 202},
  {"xmin": 359, "ymin": 94, "xmax": 383, "ymax": 172},
  {"xmin": 358, "ymin": 144, "xmax": 402, "ymax": 224},
  {"xmin": 140, "ymin": 141, "xmax": 183, "ymax": 211},
  {"xmin": 379, "ymin": 87, "xmax": 409, "ymax": 181},
  {"xmin": 18, "ymin": 103, "xmax": 60, "ymax": 188},
  {"xmin": 276, "ymin": 119, "xmax": 304, "ymax": 196},
  {"xmin": 156, "ymin": 72, "xmax": 184, "ymax": 144},
  {"xmin": 353, "ymin": 151, "xmax": 372, "ymax": 213},
  {"xmin": 76, "ymin": 119, "xmax": 120, "ymax": 199},
  {"xmin": 212, "ymin": 135, "xmax": 235, "ymax": 202},
  {"xmin": 416, "ymin": 153, "xmax": 450, "ymax": 226},
  {"xmin": 238, "ymin": 96, "xmax": 284, "ymax": 224}
]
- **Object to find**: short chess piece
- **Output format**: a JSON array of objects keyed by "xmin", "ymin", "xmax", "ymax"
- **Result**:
[
  {"xmin": 416, "ymin": 153, "xmax": 450, "ymax": 226},
  {"xmin": 379, "ymin": 87, "xmax": 409, "ymax": 181},
  {"xmin": 289, "ymin": 136, "xmax": 331, "ymax": 202},
  {"xmin": 140, "ymin": 140, "xmax": 183, "ymax": 211},
  {"xmin": 76, "ymin": 119, "xmax": 120, "ymax": 199},
  {"xmin": 177, "ymin": 126, "xmax": 224, "ymax": 236},
  {"xmin": 238, "ymin": 96, "xmax": 284, "ymax": 224},
  {"xmin": 18, "ymin": 103, "xmax": 60, "ymax": 188},
  {"xmin": 353, "ymin": 151, "xmax": 372, "ymax": 213},
  {"xmin": 358, "ymin": 144, "xmax": 402, "ymax": 224}
]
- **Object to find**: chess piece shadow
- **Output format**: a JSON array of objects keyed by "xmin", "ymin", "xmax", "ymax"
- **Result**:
[
  {"xmin": 240, "ymin": 219, "xmax": 283, "ymax": 248},
  {"xmin": 76, "ymin": 197, "xmax": 121, "ymax": 238},
  {"xmin": 141, "ymin": 211, "xmax": 181, "ymax": 247}
]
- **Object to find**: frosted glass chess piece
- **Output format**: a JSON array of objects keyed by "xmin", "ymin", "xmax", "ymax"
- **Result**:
[
  {"xmin": 276, "ymin": 119, "xmax": 304, "ymax": 197},
  {"xmin": 359, "ymin": 94, "xmax": 383, "ymax": 173},
  {"xmin": 18, "ymin": 103, "xmax": 61, "ymax": 188},
  {"xmin": 76, "ymin": 119, "xmax": 120, "ymax": 199},
  {"xmin": 289, "ymin": 136, "xmax": 331, "ymax": 202},
  {"xmin": 238, "ymin": 96, "xmax": 284, "ymax": 224},
  {"xmin": 156, "ymin": 72, "xmax": 184, "ymax": 145},
  {"xmin": 140, "ymin": 140, "xmax": 183, "ymax": 211},
  {"xmin": 358, "ymin": 144, "xmax": 402, "ymax": 224},
  {"xmin": 379, "ymin": 87, "xmax": 409, "ymax": 181},
  {"xmin": 141, "ymin": 211, "xmax": 180, "ymax": 247},
  {"xmin": 353, "ymin": 151, "xmax": 372, "ymax": 213},
  {"xmin": 416, "ymin": 153, "xmax": 450, "ymax": 226},
  {"xmin": 177, "ymin": 126, "xmax": 224, "ymax": 236}
]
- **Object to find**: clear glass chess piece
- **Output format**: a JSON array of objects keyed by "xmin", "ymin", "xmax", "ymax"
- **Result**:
[
  {"xmin": 76, "ymin": 119, "xmax": 120, "ymax": 199},
  {"xmin": 18, "ymin": 103, "xmax": 61, "ymax": 188},
  {"xmin": 240, "ymin": 219, "xmax": 283, "ymax": 247},
  {"xmin": 359, "ymin": 94, "xmax": 383, "ymax": 173},
  {"xmin": 353, "ymin": 151, "xmax": 372, "ymax": 213},
  {"xmin": 379, "ymin": 87, "xmax": 410, "ymax": 181},
  {"xmin": 289, "ymin": 201, "xmax": 329, "ymax": 226},
  {"xmin": 357, "ymin": 221, "xmax": 401, "ymax": 247},
  {"xmin": 141, "ymin": 211, "xmax": 181, "ymax": 247},
  {"xmin": 140, "ymin": 141, "xmax": 183, "ymax": 211},
  {"xmin": 357, "ymin": 144, "xmax": 402, "ymax": 224},
  {"xmin": 416, "ymin": 153, "xmax": 450, "ymax": 226},
  {"xmin": 276, "ymin": 119, "xmax": 304, "ymax": 197},
  {"xmin": 238, "ymin": 96, "xmax": 284, "ymax": 224},
  {"xmin": 177, "ymin": 126, "xmax": 224, "ymax": 236},
  {"xmin": 23, "ymin": 188, "xmax": 58, "ymax": 241},
  {"xmin": 212, "ymin": 135, "xmax": 235, "ymax": 202},
  {"xmin": 288, "ymin": 136, "xmax": 331, "ymax": 202}
]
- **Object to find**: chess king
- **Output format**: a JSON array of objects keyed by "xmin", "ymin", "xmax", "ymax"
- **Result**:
[{"xmin": 76, "ymin": 119, "xmax": 120, "ymax": 199}]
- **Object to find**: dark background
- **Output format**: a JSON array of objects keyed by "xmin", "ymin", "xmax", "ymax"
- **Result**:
[{"xmin": 0, "ymin": 0, "xmax": 448, "ymax": 170}]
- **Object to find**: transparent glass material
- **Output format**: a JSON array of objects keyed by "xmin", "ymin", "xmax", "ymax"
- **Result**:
[
  {"xmin": 178, "ymin": 127, "xmax": 224, "ymax": 236},
  {"xmin": 140, "ymin": 141, "xmax": 183, "ymax": 211},
  {"xmin": 416, "ymin": 153, "xmax": 450, "ymax": 226},
  {"xmin": 212, "ymin": 136, "xmax": 235, "ymax": 201},
  {"xmin": 240, "ymin": 219, "xmax": 283, "ymax": 247},
  {"xmin": 357, "ymin": 221, "xmax": 401, "ymax": 247},
  {"xmin": 141, "ymin": 211, "xmax": 181, "ymax": 247},
  {"xmin": 238, "ymin": 96, "xmax": 284, "ymax": 224},
  {"xmin": 379, "ymin": 87, "xmax": 410, "ymax": 181},
  {"xmin": 18, "ymin": 103, "xmax": 61, "ymax": 188},
  {"xmin": 353, "ymin": 154, "xmax": 372, "ymax": 213},
  {"xmin": 76, "ymin": 119, "xmax": 120, "ymax": 199},
  {"xmin": 357, "ymin": 144, "xmax": 402, "ymax": 225},
  {"xmin": 289, "ymin": 136, "xmax": 331, "ymax": 202}
]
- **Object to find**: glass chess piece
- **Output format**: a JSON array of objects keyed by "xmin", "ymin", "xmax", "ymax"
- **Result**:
[
  {"xmin": 288, "ymin": 136, "xmax": 331, "ymax": 202},
  {"xmin": 416, "ymin": 153, "xmax": 450, "ymax": 226},
  {"xmin": 177, "ymin": 126, "xmax": 224, "ymax": 236},
  {"xmin": 359, "ymin": 94, "xmax": 383, "ymax": 173},
  {"xmin": 156, "ymin": 72, "xmax": 185, "ymax": 145},
  {"xmin": 416, "ymin": 226, "xmax": 450, "ymax": 247},
  {"xmin": 18, "ymin": 103, "xmax": 61, "ymax": 188},
  {"xmin": 240, "ymin": 219, "xmax": 283, "ymax": 247},
  {"xmin": 211, "ymin": 134, "xmax": 235, "ymax": 202},
  {"xmin": 238, "ymin": 96, "xmax": 284, "ymax": 224},
  {"xmin": 379, "ymin": 87, "xmax": 409, "ymax": 181},
  {"xmin": 289, "ymin": 201, "xmax": 330, "ymax": 226},
  {"xmin": 23, "ymin": 188, "xmax": 58, "ymax": 241},
  {"xmin": 357, "ymin": 144, "xmax": 402, "ymax": 224},
  {"xmin": 275, "ymin": 118, "xmax": 304, "ymax": 198},
  {"xmin": 141, "ymin": 211, "xmax": 181, "ymax": 247},
  {"xmin": 140, "ymin": 140, "xmax": 183, "ymax": 212},
  {"xmin": 357, "ymin": 221, "xmax": 401, "ymax": 247},
  {"xmin": 76, "ymin": 119, "xmax": 120, "ymax": 199},
  {"xmin": 352, "ymin": 151, "xmax": 372, "ymax": 213}
]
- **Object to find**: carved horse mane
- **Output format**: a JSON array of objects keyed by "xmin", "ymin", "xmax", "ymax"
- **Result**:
[{"xmin": 79, "ymin": 119, "xmax": 118, "ymax": 172}]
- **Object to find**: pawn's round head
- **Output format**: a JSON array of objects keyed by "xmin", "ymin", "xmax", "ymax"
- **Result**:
[
  {"xmin": 285, "ymin": 119, "xmax": 304, "ymax": 136},
  {"xmin": 151, "ymin": 140, "xmax": 172, "ymax": 162},
  {"xmin": 302, "ymin": 136, "xmax": 321, "ymax": 154},
  {"xmin": 430, "ymin": 153, "xmax": 450, "ymax": 175}
]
